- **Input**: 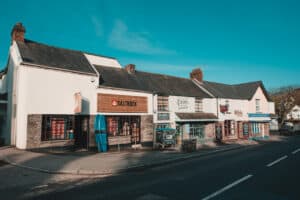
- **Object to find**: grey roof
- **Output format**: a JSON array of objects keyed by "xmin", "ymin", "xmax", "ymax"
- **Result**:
[
  {"xmin": 95, "ymin": 65, "xmax": 212, "ymax": 98},
  {"xmin": 16, "ymin": 39, "xmax": 97, "ymax": 75},
  {"xmin": 201, "ymin": 81, "xmax": 271, "ymax": 101},
  {"xmin": 176, "ymin": 112, "xmax": 218, "ymax": 120}
]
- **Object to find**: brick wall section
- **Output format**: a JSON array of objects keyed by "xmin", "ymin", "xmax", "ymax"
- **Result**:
[
  {"xmin": 141, "ymin": 115, "xmax": 154, "ymax": 142},
  {"xmin": 27, "ymin": 115, "xmax": 42, "ymax": 149},
  {"xmin": 265, "ymin": 123, "xmax": 270, "ymax": 136},
  {"xmin": 204, "ymin": 123, "xmax": 215, "ymax": 139}
]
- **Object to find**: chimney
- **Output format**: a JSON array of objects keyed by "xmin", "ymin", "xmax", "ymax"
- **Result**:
[
  {"xmin": 190, "ymin": 68, "xmax": 203, "ymax": 82},
  {"xmin": 125, "ymin": 64, "xmax": 136, "ymax": 74},
  {"xmin": 11, "ymin": 22, "xmax": 26, "ymax": 43}
]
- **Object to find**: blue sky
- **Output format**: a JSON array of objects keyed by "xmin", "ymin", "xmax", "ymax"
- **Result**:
[{"xmin": 0, "ymin": 0, "xmax": 300, "ymax": 89}]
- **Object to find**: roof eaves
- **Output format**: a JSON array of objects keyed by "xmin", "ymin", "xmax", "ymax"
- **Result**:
[
  {"xmin": 98, "ymin": 85, "xmax": 153, "ymax": 94},
  {"xmin": 21, "ymin": 62, "xmax": 98, "ymax": 77}
]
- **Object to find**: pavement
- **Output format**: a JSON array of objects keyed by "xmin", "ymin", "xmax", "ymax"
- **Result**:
[
  {"xmin": 17, "ymin": 134, "xmax": 300, "ymax": 200},
  {"xmin": 0, "ymin": 137, "xmax": 272, "ymax": 176}
]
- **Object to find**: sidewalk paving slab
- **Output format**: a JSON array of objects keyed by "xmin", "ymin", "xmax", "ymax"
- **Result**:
[{"xmin": 0, "ymin": 138, "xmax": 278, "ymax": 176}]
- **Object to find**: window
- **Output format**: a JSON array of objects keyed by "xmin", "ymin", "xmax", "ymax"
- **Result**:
[
  {"xmin": 157, "ymin": 113, "xmax": 170, "ymax": 121},
  {"xmin": 42, "ymin": 115, "xmax": 73, "ymax": 141},
  {"xmin": 195, "ymin": 98, "xmax": 203, "ymax": 112},
  {"xmin": 190, "ymin": 123, "xmax": 205, "ymax": 139},
  {"xmin": 251, "ymin": 123, "xmax": 260, "ymax": 134},
  {"xmin": 157, "ymin": 96, "xmax": 169, "ymax": 111},
  {"xmin": 255, "ymin": 99, "xmax": 260, "ymax": 113},
  {"xmin": 225, "ymin": 100, "xmax": 229, "ymax": 111},
  {"xmin": 243, "ymin": 123, "xmax": 249, "ymax": 135},
  {"xmin": 224, "ymin": 120, "xmax": 235, "ymax": 136},
  {"xmin": 156, "ymin": 123, "xmax": 170, "ymax": 129},
  {"xmin": 106, "ymin": 116, "xmax": 140, "ymax": 139}
]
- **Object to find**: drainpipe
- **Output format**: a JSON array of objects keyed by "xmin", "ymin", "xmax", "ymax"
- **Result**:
[
  {"xmin": 152, "ymin": 92, "xmax": 157, "ymax": 149},
  {"xmin": 216, "ymin": 96, "xmax": 219, "ymax": 118}
]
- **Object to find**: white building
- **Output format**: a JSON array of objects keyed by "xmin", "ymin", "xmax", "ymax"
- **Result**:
[
  {"xmin": 0, "ymin": 23, "xmax": 275, "ymax": 150},
  {"xmin": 286, "ymin": 105, "xmax": 300, "ymax": 121}
]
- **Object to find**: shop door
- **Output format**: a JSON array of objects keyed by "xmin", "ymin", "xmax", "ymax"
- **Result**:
[
  {"xmin": 130, "ymin": 117, "xmax": 141, "ymax": 145},
  {"xmin": 75, "ymin": 116, "xmax": 89, "ymax": 149}
]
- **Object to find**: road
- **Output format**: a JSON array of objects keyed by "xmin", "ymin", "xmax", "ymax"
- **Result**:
[{"xmin": 1, "ymin": 136, "xmax": 300, "ymax": 200}]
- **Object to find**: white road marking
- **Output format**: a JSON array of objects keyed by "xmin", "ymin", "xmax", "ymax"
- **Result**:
[
  {"xmin": 201, "ymin": 174, "xmax": 253, "ymax": 200},
  {"xmin": 292, "ymin": 148, "xmax": 300, "ymax": 154},
  {"xmin": 266, "ymin": 155, "xmax": 288, "ymax": 167}
]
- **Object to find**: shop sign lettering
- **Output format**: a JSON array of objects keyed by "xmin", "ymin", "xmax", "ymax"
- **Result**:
[
  {"xmin": 234, "ymin": 110, "xmax": 243, "ymax": 117},
  {"xmin": 177, "ymin": 98, "xmax": 189, "ymax": 110},
  {"xmin": 112, "ymin": 99, "xmax": 137, "ymax": 107}
]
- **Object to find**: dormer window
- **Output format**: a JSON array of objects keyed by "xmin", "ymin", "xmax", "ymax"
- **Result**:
[{"xmin": 255, "ymin": 99, "xmax": 260, "ymax": 113}]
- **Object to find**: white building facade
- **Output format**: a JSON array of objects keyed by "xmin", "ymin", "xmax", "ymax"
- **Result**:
[{"xmin": 0, "ymin": 23, "xmax": 275, "ymax": 150}]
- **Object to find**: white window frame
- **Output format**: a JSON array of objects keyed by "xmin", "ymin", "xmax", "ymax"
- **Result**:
[{"xmin": 195, "ymin": 98, "xmax": 203, "ymax": 112}]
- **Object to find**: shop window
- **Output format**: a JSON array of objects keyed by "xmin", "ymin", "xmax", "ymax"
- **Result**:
[
  {"xmin": 190, "ymin": 123, "xmax": 205, "ymax": 139},
  {"xmin": 243, "ymin": 123, "xmax": 249, "ymax": 135},
  {"xmin": 157, "ymin": 96, "xmax": 169, "ymax": 111},
  {"xmin": 106, "ymin": 116, "xmax": 140, "ymax": 139},
  {"xmin": 251, "ymin": 122, "xmax": 260, "ymax": 134},
  {"xmin": 224, "ymin": 120, "xmax": 235, "ymax": 136},
  {"xmin": 157, "ymin": 113, "xmax": 170, "ymax": 121},
  {"xmin": 42, "ymin": 115, "xmax": 73, "ymax": 141},
  {"xmin": 256, "ymin": 99, "xmax": 260, "ymax": 113},
  {"xmin": 195, "ymin": 98, "xmax": 203, "ymax": 112},
  {"xmin": 156, "ymin": 123, "xmax": 170, "ymax": 129}
]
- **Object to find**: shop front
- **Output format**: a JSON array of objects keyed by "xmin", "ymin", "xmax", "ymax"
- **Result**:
[
  {"xmin": 175, "ymin": 112, "xmax": 218, "ymax": 145},
  {"xmin": 248, "ymin": 113, "xmax": 271, "ymax": 139},
  {"xmin": 95, "ymin": 93, "xmax": 153, "ymax": 150}
]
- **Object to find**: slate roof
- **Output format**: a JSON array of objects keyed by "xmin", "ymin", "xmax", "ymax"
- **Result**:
[
  {"xmin": 201, "ymin": 80, "xmax": 271, "ymax": 101},
  {"xmin": 176, "ymin": 112, "xmax": 218, "ymax": 120},
  {"xmin": 95, "ymin": 65, "xmax": 212, "ymax": 98},
  {"xmin": 16, "ymin": 39, "xmax": 97, "ymax": 75}
]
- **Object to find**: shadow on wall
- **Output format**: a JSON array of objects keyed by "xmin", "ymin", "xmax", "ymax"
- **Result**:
[
  {"xmin": 0, "ymin": 103, "xmax": 7, "ymax": 146},
  {"xmin": 82, "ymin": 97, "xmax": 90, "ymax": 114}
]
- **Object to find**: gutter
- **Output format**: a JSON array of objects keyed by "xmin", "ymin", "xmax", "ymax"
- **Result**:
[
  {"xmin": 20, "ymin": 62, "xmax": 98, "ymax": 77},
  {"xmin": 97, "ymin": 85, "xmax": 153, "ymax": 94}
]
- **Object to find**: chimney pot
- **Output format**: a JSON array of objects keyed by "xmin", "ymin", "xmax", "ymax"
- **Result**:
[
  {"xmin": 125, "ymin": 64, "xmax": 136, "ymax": 74},
  {"xmin": 11, "ymin": 22, "xmax": 26, "ymax": 43},
  {"xmin": 190, "ymin": 68, "xmax": 203, "ymax": 82}
]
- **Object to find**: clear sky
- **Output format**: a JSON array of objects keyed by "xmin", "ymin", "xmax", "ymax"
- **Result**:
[{"xmin": 1, "ymin": 0, "xmax": 300, "ymax": 89}]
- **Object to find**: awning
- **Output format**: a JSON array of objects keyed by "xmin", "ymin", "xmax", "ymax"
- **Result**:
[
  {"xmin": 175, "ymin": 112, "xmax": 218, "ymax": 122},
  {"xmin": 248, "ymin": 113, "xmax": 271, "ymax": 122}
]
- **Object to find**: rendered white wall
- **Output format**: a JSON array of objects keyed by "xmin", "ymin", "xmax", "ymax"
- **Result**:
[
  {"xmin": 249, "ymin": 87, "xmax": 269, "ymax": 113},
  {"xmin": 217, "ymin": 98, "xmax": 249, "ymax": 121},
  {"xmin": 268, "ymin": 102, "xmax": 275, "ymax": 114},
  {"xmin": 20, "ymin": 66, "xmax": 99, "ymax": 115},
  {"xmin": 203, "ymin": 98, "xmax": 217, "ymax": 114}
]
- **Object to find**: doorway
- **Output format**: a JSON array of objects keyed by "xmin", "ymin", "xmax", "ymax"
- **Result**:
[{"xmin": 75, "ymin": 115, "xmax": 89, "ymax": 150}]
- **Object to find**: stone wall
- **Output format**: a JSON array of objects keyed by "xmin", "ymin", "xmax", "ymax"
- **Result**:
[
  {"xmin": 141, "ymin": 115, "xmax": 154, "ymax": 146},
  {"xmin": 27, "ymin": 114, "xmax": 74, "ymax": 149},
  {"xmin": 27, "ymin": 115, "xmax": 42, "ymax": 149},
  {"xmin": 141, "ymin": 115, "xmax": 154, "ymax": 143}
]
